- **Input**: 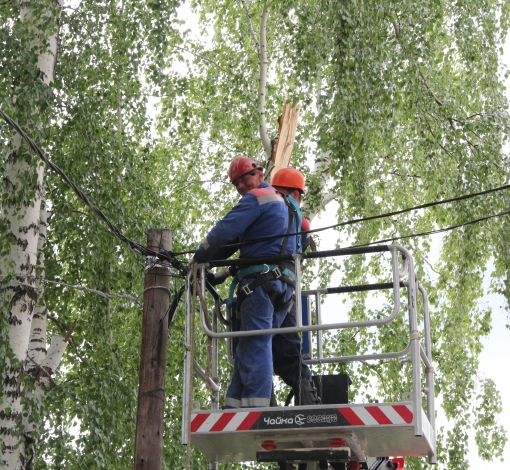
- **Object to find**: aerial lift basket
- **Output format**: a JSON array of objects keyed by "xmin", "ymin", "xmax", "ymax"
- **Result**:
[{"xmin": 182, "ymin": 245, "xmax": 436, "ymax": 469}]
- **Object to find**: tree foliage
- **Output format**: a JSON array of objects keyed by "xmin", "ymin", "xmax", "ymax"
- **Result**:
[{"xmin": 1, "ymin": 0, "xmax": 509, "ymax": 469}]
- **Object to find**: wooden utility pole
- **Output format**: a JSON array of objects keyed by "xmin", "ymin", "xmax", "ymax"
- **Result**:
[{"xmin": 134, "ymin": 229, "xmax": 172, "ymax": 470}]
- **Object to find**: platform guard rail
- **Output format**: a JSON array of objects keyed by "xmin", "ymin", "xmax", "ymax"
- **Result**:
[{"xmin": 182, "ymin": 245, "xmax": 436, "ymax": 468}]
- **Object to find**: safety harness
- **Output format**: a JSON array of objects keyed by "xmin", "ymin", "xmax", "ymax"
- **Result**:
[{"xmin": 227, "ymin": 194, "xmax": 302, "ymax": 311}]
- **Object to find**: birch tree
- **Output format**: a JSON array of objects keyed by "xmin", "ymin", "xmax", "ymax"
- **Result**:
[
  {"xmin": 0, "ymin": 1, "xmax": 66, "ymax": 468},
  {"xmin": 1, "ymin": 1, "xmax": 185, "ymax": 468},
  {"xmin": 1, "ymin": 0, "xmax": 509, "ymax": 469}
]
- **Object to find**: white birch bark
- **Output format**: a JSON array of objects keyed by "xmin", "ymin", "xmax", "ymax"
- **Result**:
[
  {"xmin": 0, "ymin": 2, "xmax": 63, "ymax": 469},
  {"xmin": 40, "ymin": 335, "xmax": 67, "ymax": 379},
  {"xmin": 0, "ymin": 126, "xmax": 44, "ymax": 470},
  {"xmin": 27, "ymin": 198, "xmax": 48, "ymax": 368}
]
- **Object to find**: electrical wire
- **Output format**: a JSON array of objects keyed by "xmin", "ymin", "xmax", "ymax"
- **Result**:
[
  {"xmin": 2, "ymin": 109, "xmax": 509, "ymax": 263},
  {"xmin": 308, "ymin": 183, "xmax": 510, "ymax": 236},
  {"xmin": 0, "ymin": 109, "xmax": 189, "ymax": 276},
  {"xmin": 0, "ymin": 275, "xmax": 142, "ymax": 306},
  {"xmin": 355, "ymin": 209, "xmax": 510, "ymax": 247},
  {"xmin": 169, "ymin": 183, "xmax": 510, "ymax": 255}
]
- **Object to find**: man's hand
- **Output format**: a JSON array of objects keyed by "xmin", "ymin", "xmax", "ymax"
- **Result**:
[{"xmin": 206, "ymin": 269, "xmax": 230, "ymax": 286}]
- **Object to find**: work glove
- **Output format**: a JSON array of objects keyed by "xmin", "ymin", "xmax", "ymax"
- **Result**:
[{"xmin": 206, "ymin": 269, "xmax": 230, "ymax": 286}]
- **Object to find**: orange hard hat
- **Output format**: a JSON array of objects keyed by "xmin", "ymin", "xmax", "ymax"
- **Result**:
[
  {"xmin": 229, "ymin": 157, "xmax": 264, "ymax": 183},
  {"xmin": 271, "ymin": 168, "xmax": 306, "ymax": 193}
]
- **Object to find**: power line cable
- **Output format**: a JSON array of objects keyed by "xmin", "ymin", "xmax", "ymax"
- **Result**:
[
  {"xmin": 0, "ymin": 109, "xmax": 189, "ymax": 276},
  {"xmin": 3, "ymin": 109, "xmax": 509, "ymax": 264},
  {"xmin": 169, "ymin": 183, "xmax": 510, "ymax": 255},
  {"xmin": 1, "ymin": 275, "xmax": 142, "ymax": 306},
  {"xmin": 307, "ymin": 184, "xmax": 510, "ymax": 234},
  {"xmin": 355, "ymin": 209, "xmax": 510, "ymax": 247}
]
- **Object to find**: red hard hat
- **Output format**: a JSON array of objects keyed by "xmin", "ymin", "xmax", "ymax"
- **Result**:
[
  {"xmin": 271, "ymin": 168, "xmax": 306, "ymax": 193},
  {"xmin": 229, "ymin": 157, "xmax": 263, "ymax": 183}
]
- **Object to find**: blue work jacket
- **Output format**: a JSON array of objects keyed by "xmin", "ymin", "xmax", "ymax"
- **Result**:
[{"xmin": 194, "ymin": 182, "xmax": 298, "ymax": 263}]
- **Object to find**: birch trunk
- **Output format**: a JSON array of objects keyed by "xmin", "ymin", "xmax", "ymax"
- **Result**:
[{"xmin": 0, "ymin": 1, "xmax": 63, "ymax": 468}]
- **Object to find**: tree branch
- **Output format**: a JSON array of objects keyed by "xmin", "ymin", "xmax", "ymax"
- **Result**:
[
  {"xmin": 241, "ymin": 0, "xmax": 259, "ymax": 54},
  {"xmin": 258, "ymin": 3, "xmax": 272, "ymax": 159},
  {"xmin": 321, "ymin": 192, "xmax": 339, "ymax": 207},
  {"xmin": 26, "ymin": 356, "xmax": 57, "ymax": 387},
  {"xmin": 418, "ymin": 69, "xmax": 443, "ymax": 107},
  {"xmin": 423, "ymin": 114, "xmax": 454, "ymax": 158},
  {"xmin": 170, "ymin": 44, "xmax": 232, "ymax": 76},
  {"xmin": 388, "ymin": 170, "xmax": 421, "ymax": 179},
  {"xmin": 391, "ymin": 17, "xmax": 444, "ymax": 108},
  {"xmin": 419, "ymin": 254, "xmax": 440, "ymax": 275}
]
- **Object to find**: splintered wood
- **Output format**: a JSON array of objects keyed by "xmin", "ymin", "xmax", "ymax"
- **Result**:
[{"xmin": 269, "ymin": 102, "xmax": 300, "ymax": 179}]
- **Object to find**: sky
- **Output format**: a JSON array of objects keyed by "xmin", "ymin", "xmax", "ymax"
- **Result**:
[{"xmin": 470, "ymin": 34, "xmax": 510, "ymax": 470}]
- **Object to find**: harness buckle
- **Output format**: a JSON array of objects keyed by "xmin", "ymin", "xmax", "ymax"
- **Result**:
[
  {"xmin": 241, "ymin": 284, "xmax": 253, "ymax": 296},
  {"xmin": 272, "ymin": 266, "xmax": 282, "ymax": 279},
  {"xmin": 260, "ymin": 264, "xmax": 270, "ymax": 274}
]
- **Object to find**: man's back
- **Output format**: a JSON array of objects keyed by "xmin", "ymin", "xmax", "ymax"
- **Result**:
[{"xmin": 194, "ymin": 182, "xmax": 298, "ymax": 262}]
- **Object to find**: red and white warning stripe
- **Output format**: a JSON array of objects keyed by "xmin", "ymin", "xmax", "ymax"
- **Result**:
[
  {"xmin": 191, "ymin": 411, "xmax": 262, "ymax": 433},
  {"xmin": 191, "ymin": 404, "xmax": 413, "ymax": 433},
  {"xmin": 337, "ymin": 404, "xmax": 413, "ymax": 426}
]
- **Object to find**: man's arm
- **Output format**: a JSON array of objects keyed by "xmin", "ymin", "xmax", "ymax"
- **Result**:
[
  {"xmin": 194, "ymin": 194, "xmax": 261, "ymax": 263},
  {"xmin": 206, "ymin": 239, "xmax": 239, "ymax": 261}
]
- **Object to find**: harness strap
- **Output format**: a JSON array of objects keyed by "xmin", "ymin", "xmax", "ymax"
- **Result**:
[
  {"xmin": 280, "ymin": 201, "xmax": 294, "ymax": 256},
  {"xmin": 227, "ymin": 263, "xmax": 296, "ymax": 309},
  {"xmin": 281, "ymin": 194, "xmax": 302, "ymax": 253},
  {"xmin": 226, "ymin": 193, "xmax": 302, "ymax": 310},
  {"xmin": 235, "ymin": 268, "xmax": 296, "ymax": 310}
]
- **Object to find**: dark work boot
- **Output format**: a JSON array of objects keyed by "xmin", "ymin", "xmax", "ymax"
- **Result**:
[
  {"xmin": 292, "ymin": 378, "xmax": 321, "ymax": 406},
  {"xmin": 270, "ymin": 385, "xmax": 278, "ymax": 407}
]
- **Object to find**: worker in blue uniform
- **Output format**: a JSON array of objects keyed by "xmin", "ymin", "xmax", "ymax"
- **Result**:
[
  {"xmin": 271, "ymin": 167, "xmax": 319, "ymax": 406},
  {"xmin": 193, "ymin": 157, "xmax": 316, "ymax": 408}
]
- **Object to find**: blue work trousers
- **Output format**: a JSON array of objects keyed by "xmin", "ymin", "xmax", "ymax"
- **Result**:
[
  {"xmin": 226, "ymin": 278, "xmax": 293, "ymax": 408},
  {"xmin": 272, "ymin": 302, "xmax": 312, "ymax": 386}
]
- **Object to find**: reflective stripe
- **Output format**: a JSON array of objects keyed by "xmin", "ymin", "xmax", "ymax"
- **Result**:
[
  {"xmin": 225, "ymin": 397, "xmax": 241, "ymax": 408},
  {"xmin": 241, "ymin": 397, "xmax": 271, "ymax": 407},
  {"xmin": 257, "ymin": 194, "xmax": 284, "ymax": 206},
  {"xmin": 200, "ymin": 237, "xmax": 210, "ymax": 250},
  {"xmin": 249, "ymin": 187, "xmax": 279, "ymax": 197}
]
